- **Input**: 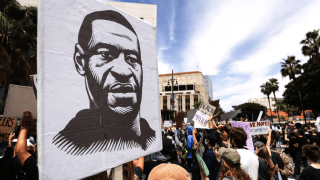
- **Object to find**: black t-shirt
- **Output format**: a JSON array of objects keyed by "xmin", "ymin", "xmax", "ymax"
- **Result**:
[
  {"xmin": 296, "ymin": 136, "xmax": 308, "ymax": 151},
  {"xmin": 310, "ymin": 135, "xmax": 320, "ymax": 146},
  {"xmin": 289, "ymin": 137, "xmax": 297, "ymax": 153},
  {"xmin": 298, "ymin": 166, "xmax": 320, "ymax": 180},
  {"xmin": 258, "ymin": 157, "xmax": 271, "ymax": 180},
  {"xmin": 271, "ymin": 151, "xmax": 284, "ymax": 169},
  {"xmin": 23, "ymin": 156, "xmax": 39, "ymax": 180}
]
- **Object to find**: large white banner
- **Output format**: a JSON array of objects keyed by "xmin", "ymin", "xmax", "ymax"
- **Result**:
[
  {"xmin": 38, "ymin": 1, "xmax": 161, "ymax": 179},
  {"xmin": 249, "ymin": 121, "xmax": 270, "ymax": 135}
]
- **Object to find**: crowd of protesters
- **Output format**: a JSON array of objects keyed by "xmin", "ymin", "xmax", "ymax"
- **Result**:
[{"xmin": 1, "ymin": 113, "xmax": 320, "ymax": 180}]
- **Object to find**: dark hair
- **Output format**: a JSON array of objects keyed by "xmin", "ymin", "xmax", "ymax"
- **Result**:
[
  {"xmin": 289, "ymin": 130, "xmax": 296, "ymax": 138},
  {"xmin": 302, "ymin": 144, "xmax": 320, "ymax": 163},
  {"xmin": 298, "ymin": 129, "xmax": 304, "ymax": 136},
  {"xmin": 256, "ymin": 145, "xmax": 274, "ymax": 180},
  {"xmin": 229, "ymin": 127, "xmax": 247, "ymax": 148},
  {"xmin": 78, "ymin": 10, "xmax": 137, "ymax": 51},
  {"xmin": 218, "ymin": 162, "xmax": 252, "ymax": 180}
]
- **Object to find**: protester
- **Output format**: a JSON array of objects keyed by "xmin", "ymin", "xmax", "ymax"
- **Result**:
[
  {"xmin": 255, "ymin": 129, "xmax": 274, "ymax": 180},
  {"xmin": 186, "ymin": 125, "xmax": 194, "ymax": 172},
  {"xmin": 217, "ymin": 147, "xmax": 252, "ymax": 180},
  {"xmin": 298, "ymin": 144, "xmax": 320, "ymax": 180},
  {"xmin": 310, "ymin": 128, "xmax": 320, "ymax": 146},
  {"xmin": 229, "ymin": 127, "xmax": 259, "ymax": 180},
  {"xmin": 15, "ymin": 110, "xmax": 39, "ymax": 180},
  {"xmin": 203, "ymin": 133, "xmax": 220, "ymax": 180},
  {"xmin": 0, "ymin": 133, "xmax": 15, "ymax": 180},
  {"xmin": 294, "ymin": 128, "xmax": 309, "ymax": 175}
]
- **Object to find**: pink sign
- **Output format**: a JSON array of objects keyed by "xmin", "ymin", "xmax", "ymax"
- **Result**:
[{"xmin": 231, "ymin": 121, "xmax": 254, "ymax": 152}]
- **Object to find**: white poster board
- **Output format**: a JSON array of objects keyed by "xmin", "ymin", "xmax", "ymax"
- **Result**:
[
  {"xmin": 249, "ymin": 121, "xmax": 270, "ymax": 135},
  {"xmin": 192, "ymin": 111, "xmax": 210, "ymax": 127},
  {"xmin": 256, "ymin": 111, "xmax": 263, "ymax": 122},
  {"xmin": 164, "ymin": 121, "xmax": 172, "ymax": 127},
  {"xmin": 316, "ymin": 117, "xmax": 320, "ymax": 132},
  {"xmin": 38, "ymin": 1, "xmax": 161, "ymax": 179}
]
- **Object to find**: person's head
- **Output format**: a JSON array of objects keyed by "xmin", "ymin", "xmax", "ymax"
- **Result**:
[
  {"xmin": 220, "ymin": 131, "xmax": 228, "ymax": 141},
  {"xmin": 298, "ymin": 129, "xmax": 304, "ymax": 136},
  {"xmin": 311, "ymin": 128, "xmax": 317, "ymax": 134},
  {"xmin": 206, "ymin": 133, "xmax": 218, "ymax": 147},
  {"xmin": 289, "ymin": 130, "xmax": 296, "ymax": 138},
  {"xmin": 302, "ymin": 144, "xmax": 320, "ymax": 163},
  {"xmin": 74, "ymin": 10, "xmax": 142, "ymax": 117},
  {"xmin": 218, "ymin": 147, "xmax": 251, "ymax": 180},
  {"xmin": 148, "ymin": 163, "xmax": 191, "ymax": 180},
  {"xmin": 229, "ymin": 127, "xmax": 247, "ymax": 148}
]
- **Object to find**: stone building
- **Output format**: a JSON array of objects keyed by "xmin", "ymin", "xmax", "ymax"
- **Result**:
[
  {"xmin": 248, "ymin": 97, "xmax": 284, "ymax": 110},
  {"xmin": 159, "ymin": 71, "xmax": 210, "ymax": 120},
  {"xmin": 204, "ymin": 75, "xmax": 213, "ymax": 100}
]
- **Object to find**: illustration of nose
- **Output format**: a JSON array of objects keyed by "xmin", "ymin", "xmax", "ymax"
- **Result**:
[{"xmin": 110, "ymin": 53, "xmax": 132, "ymax": 82}]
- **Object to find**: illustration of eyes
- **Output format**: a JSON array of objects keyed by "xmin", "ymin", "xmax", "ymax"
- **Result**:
[
  {"xmin": 97, "ymin": 48, "xmax": 119, "ymax": 61},
  {"xmin": 126, "ymin": 54, "xmax": 138, "ymax": 64}
]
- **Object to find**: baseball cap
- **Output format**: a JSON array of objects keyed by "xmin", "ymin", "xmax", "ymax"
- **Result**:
[
  {"xmin": 148, "ymin": 163, "xmax": 191, "ymax": 180},
  {"xmin": 218, "ymin": 147, "xmax": 241, "ymax": 166}
]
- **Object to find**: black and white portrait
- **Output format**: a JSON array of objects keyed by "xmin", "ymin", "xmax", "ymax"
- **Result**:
[
  {"xmin": 40, "ymin": 1, "xmax": 161, "ymax": 179},
  {"xmin": 52, "ymin": 10, "xmax": 156, "ymax": 155}
]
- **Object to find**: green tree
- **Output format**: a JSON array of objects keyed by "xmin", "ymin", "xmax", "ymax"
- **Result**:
[
  {"xmin": 234, "ymin": 102, "xmax": 266, "ymax": 121},
  {"xmin": 0, "ymin": 0, "xmax": 37, "ymax": 90},
  {"xmin": 193, "ymin": 101, "xmax": 201, "ymax": 109},
  {"xmin": 300, "ymin": 29, "xmax": 320, "ymax": 69},
  {"xmin": 280, "ymin": 56, "xmax": 307, "ymax": 124},
  {"xmin": 283, "ymin": 58, "xmax": 320, "ymax": 117},
  {"xmin": 269, "ymin": 78, "xmax": 281, "ymax": 122},
  {"xmin": 260, "ymin": 82, "xmax": 273, "ymax": 121}
]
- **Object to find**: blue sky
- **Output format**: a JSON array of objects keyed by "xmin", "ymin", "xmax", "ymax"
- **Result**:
[{"xmin": 109, "ymin": 0, "xmax": 320, "ymax": 111}]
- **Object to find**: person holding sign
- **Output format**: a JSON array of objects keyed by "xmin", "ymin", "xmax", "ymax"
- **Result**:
[{"xmin": 52, "ymin": 10, "xmax": 156, "ymax": 155}]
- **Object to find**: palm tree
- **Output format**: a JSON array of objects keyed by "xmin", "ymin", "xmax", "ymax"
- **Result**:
[
  {"xmin": 269, "ymin": 78, "xmax": 281, "ymax": 122},
  {"xmin": 0, "ymin": 0, "xmax": 37, "ymax": 89},
  {"xmin": 300, "ymin": 29, "xmax": 320, "ymax": 69},
  {"xmin": 280, "ymin": 56, "xmax": 307, "ymax": 124},
  {"xmin": 260, "ymin": 82, "xmax": 273, "ymax": 122}
]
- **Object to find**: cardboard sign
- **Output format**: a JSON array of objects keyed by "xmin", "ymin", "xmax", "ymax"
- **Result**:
[
  {"xmin": 196, "ymin": 133, "xmax": 205, "ymax": 157},
  {"xmin": 164, "ymin": 121, "xmax": 172, "ymax": 127},
  {"xmin": 38, "ymin": 1, "xmax": 161, "ymax": 179},
  {"xmin": 192, "ymin": 111, "xmax": 210, "ymax": 127},
  {"xmin": 198, "ymin": 102, "xmax": 216, "ymax": 116},
  {"xmin": 187, "ymin": 109, "xmax": 197, "ymax": 123},
  {"xmin": 249, "ymin": 121, "xmax": 270, "ymax": 135},
  {"xmin": 0, "ymin": 117, "xmax": 17, "ymax": 141},
  {"xmin": 27, "ymin": 119, "xmax": 37, "ymax": 135},
  {"xmin": 231, "ymin": 121, "xmax": 254, "ymax": 152},
  {"xmin": 194, "ymin": 121, "xmax": 209, "ymax": 129},
  {"xmin": 3, "ymin": 85, "xmax": 37, "ymax": 119}
]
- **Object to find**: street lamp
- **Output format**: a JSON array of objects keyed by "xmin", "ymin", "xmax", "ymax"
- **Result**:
[{"xmin": 167, "ymin": 70, "xmax": 178, "ymax": 119}]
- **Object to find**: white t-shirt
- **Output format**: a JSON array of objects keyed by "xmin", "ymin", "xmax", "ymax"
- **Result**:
[
  {"xmin": 316, "ymin": 117, "xmax": 320, "ymax": 132},
  {"xmin": 237, "ymin": 149, "xmax": 259, "ymax": 180}
]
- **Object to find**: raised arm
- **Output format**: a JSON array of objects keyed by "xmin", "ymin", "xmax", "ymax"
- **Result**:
[
  {"xmin": 8, "ymin": 133, "xmax": 15, "ymax": 147},
  {"xmin": 192, "ymin": 128, "xmax": 199, "ymax": 149},
  {"xmin": 15, "ymin": 111, "xmax": 32, "ymax": 166},
  {"xmin": 284, "ymin": 125, "xmax": 289, "ymax": 142},
  {"xmin": 266, "ymin": 129, "xmax": 272, "ymax": 156}
]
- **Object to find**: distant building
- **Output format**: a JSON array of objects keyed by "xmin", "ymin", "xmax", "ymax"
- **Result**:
[
  {"xmin": 159, "ymin": 71, "xmax": 210, "ymax": 121},
  {"xmin": 204, "ymin": 75, "xmax": 213, "ymax": 100},
  {"xmin": 248, "ymin": 97, "xmax": 284, "ymax": 110},
  {"xmin": 17, "ymin": 0, "xmax": 37, "ymax": 7}
]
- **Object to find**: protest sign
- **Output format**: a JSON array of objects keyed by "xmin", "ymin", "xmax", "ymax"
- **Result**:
[
  {"xmin": 316, "ymin": 117, "xmax": 320, "ymax": 132},
  {"xmin": 249, "ymin": 121, "xmax": 270, "ymax": 135},
  {"xmin": 194, "ymin": 121, "xmax": 209, "ymax": 129},
  {"xmin": 184, "ymin": 118, "xmax": 187, "ymax": 124},
  {"xmin": 198, "ymin": 102, "xmax": 216, "ymax": 116},
  {"xmin": 231, "ymin": 121, "xmax": 254, "ymax": 152},
  {"xmin": 196, "ymin": 133, "xmax": 205, "ymax": 157},
  {"xmin": 30, "ymin": 74, "xmax": 38, "ymax": 99},
  {"xmin": 164, "ymin": 121, "xmax": 172, "ymax": 127},
  {"xmin": 220, "ymin": 110, "xmax": 241, "ymax": 121},
  {"xmin": 0, "ymin": 117, "xmax": 17, "ymax": 141},
  {"xmin": 3, "ymin": 85, "xmax": 37, "ymax": 119},
  {"xmin": 38, "ymin": 1, "xmax": 161, "ymax": 179},
  {"xmin": 187, "ymin": 109, "xmax": 197, "ymax": 123},
  {"xmin": 196, "ymin": 154, "xmax": 210, "ymax": 177},
  {"xmin": 192, "ymin": 111, "xmax": 210, "ymax": 127},
  {"xmin": 257, "ymin": 111, "xmax": 263, "ymax": 122}
]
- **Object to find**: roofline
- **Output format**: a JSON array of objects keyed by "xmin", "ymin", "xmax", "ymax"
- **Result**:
[{"xmin": 159, "ymin": 71, "xmax": 202, "ymax": 77}]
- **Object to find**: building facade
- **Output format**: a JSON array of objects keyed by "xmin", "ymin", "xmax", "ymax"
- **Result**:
[
  {"xmin": 248, "ymin": 97, "xmax": 284, "ymax": 110},
  {"xmin": 159, "ymin": 71, "xmax": 210, "ymax": 114},
  {"xmin": 204, "ymin": 75, "xmax": 213, "ymax": 100}
]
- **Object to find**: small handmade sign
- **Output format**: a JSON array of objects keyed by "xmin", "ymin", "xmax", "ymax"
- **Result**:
[
  {"xmin": 198, "ymin": 102, "xmax": 216, "ymax": 116},
  {"xmin": 249, "ymin": 121, "xmax": 270, "ymax": 135},
  {"xmin": 164, "ymin": 120, "xmax": 172, "ymax": 127},
  {"xmin": 192, "ymin": 111, "xmax": 210, "ymax": 127},
  {"xmin": 0, "ymin": 117, "xmax": 17, "ymax": 141},
  {"xmin": 231, "ymin": 121, "xmax": 254, "ymax": 152}
]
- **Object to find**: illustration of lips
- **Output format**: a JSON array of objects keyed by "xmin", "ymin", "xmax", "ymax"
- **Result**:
[{"xmin": 109, "ymin": 83, "xmax": 135, "ymax": 93}]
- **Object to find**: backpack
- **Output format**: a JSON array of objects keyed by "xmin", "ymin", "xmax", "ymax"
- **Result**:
[{"xmin": 271, "ymin": 149, "xmax": 294, "ymax": 177}]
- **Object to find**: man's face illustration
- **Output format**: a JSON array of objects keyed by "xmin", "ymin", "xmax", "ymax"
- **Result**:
[{"xmin": 84, "ymin": 20, "xmax": 142, "ymax": 115}]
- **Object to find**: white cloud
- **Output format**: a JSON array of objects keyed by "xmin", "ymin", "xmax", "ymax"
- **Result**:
[
  {"xmin": 182, "ymin": 0, "xmax": 320, "ymax": 111},
  {"xmin": 169, "ymin": 1, "xmax": 176, "ymax": 42}
]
